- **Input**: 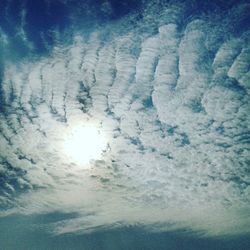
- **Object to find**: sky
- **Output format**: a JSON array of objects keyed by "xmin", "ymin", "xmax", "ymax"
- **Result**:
[{"xmin": 0, "ymin": 0, "xmax": 250, "ymax": 249}]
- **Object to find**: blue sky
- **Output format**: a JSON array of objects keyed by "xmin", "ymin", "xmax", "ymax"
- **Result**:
[{"xmin": 1, "ymin": 213, "xmax": 250, "ymax": 250}]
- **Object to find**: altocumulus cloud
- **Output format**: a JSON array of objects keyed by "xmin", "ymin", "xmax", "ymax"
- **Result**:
[{"xmin": 0, "ymin": 0, "xmax": 250, "ymax": 238}]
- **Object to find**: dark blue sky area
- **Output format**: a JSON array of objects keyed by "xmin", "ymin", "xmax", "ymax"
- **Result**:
[
  {"xmin": 0, "ymin": 0, "xmax": 142, "ymax": 55},
  {"xmin": 0, "ymin": 0, "xmax": 249, "ymax": 58},
  {"xmin": 1, "ymin": 214, "xmax": 250, "ymax": 250}
]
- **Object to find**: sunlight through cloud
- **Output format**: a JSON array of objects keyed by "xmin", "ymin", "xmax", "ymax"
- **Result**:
[{"xmin": 63, "ymin": 125, "xmax": 107, "ymax": 166}]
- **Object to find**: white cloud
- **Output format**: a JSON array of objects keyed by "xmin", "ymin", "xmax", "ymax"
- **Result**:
[{"xmin": 0, "ymin": 0, "xmax": 250, "ymax": 238}]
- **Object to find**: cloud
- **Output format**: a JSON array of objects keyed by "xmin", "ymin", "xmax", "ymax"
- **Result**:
[{"xmin": 0, "ymin": 0, "xmax": 250, "ymax": 238}]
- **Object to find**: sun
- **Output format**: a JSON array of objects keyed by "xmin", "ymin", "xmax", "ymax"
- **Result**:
[{"xmin": 63, "ymin": 125, "xmax": 107, "ymax": 166}]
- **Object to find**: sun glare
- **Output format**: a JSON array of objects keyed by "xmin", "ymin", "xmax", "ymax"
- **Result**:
[{"xmin": 63, "ymin": 125, "xmax": 107, "ymax": 166}]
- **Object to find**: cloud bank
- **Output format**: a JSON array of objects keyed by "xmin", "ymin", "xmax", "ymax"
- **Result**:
[{"xmin": 0, "ymin": 0, "xmax": 250, "ymax": 237}]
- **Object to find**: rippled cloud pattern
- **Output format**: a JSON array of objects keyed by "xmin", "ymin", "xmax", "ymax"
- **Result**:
[{"xmin": 0, "ymin": 0, "xmax": 250, "ymax": 245}]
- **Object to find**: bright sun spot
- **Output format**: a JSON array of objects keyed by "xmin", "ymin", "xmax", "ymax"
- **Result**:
[{"xmin": 63, "ymin": 125, "xmax": 107, "ymax": 166}]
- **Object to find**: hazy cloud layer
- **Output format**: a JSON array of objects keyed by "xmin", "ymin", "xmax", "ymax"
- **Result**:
[{"xmin": 0, "ymin": 0, "xmax": 250, "ymax": 237}]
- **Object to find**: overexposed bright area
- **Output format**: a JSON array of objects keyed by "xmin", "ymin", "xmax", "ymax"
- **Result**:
[{"xmin": 63, "ymin": 124, "xmax": 107, "ymax": 166}]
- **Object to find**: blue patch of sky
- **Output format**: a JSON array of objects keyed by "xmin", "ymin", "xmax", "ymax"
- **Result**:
[
  {"xmin": 0, "ymin": 0, "xmax": 143, "ymax": 60},
  {"xmin": 0, "ymin": 0, "xmax": 249, "ymax": 61},
  {"xmin": 1, "ymin": 214, "xmax": 250, "ymax": 250}
]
